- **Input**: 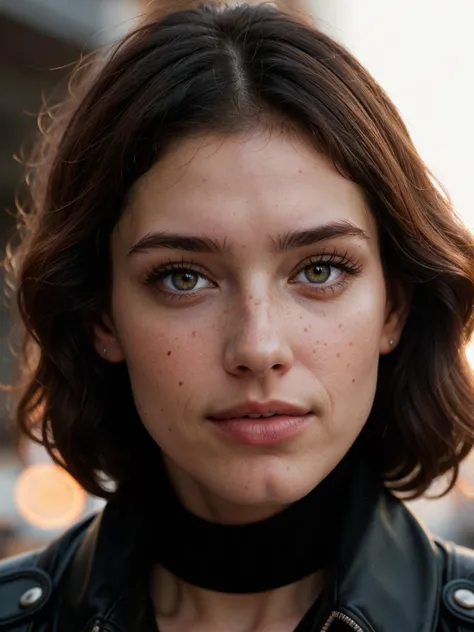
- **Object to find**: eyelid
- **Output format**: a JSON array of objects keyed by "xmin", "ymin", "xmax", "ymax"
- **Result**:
[
  {"xmin": 144, "ymin": 259, "xmax": 211, "ymax": 283},
  {"xmin": 290, "ymin": 250, "xmax": 362, "ymax": 278}
]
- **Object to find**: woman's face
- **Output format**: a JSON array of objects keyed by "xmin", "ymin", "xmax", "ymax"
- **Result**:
[{"xmin": 96, "ymin": 131, "xmax": 405, "ymax": 520}]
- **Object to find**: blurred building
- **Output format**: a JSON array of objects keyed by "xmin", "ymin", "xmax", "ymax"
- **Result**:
[{"xmin": 0, "ymin": 0, "xmax": 135, "ymax": 557}]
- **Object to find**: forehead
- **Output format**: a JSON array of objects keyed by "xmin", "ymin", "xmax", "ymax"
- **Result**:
[{"xmin": 119, "ymin": 131, "xmax": 376, "ymax": 244}]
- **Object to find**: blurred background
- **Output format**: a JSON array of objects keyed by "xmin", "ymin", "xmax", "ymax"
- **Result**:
[{"xmin": 0, "ymin": 0, "xmax": 473, "ymax": 559}]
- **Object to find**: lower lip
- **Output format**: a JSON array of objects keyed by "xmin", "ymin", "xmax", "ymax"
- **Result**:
[{"xmin": 209, "ymin": 415, "xmax": 311, "ymax": 446}]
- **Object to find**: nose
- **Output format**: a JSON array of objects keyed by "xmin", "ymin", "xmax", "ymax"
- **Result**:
[{"xmin": 223, "ymin": 298, "xmax": 294, "ymax": 379}]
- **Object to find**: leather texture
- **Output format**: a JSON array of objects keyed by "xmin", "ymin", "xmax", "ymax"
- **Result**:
[{"xmin": 1, "ymin": 476, "xmax": 474, "ymax": 631}]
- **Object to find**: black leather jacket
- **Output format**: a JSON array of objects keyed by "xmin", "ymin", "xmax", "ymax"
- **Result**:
[{"xmin": 2, "ymin": 481, "xmax": 474, "ymax": 632}]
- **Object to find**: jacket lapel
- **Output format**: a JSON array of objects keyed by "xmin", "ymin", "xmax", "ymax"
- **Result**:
[{"xmin": 329, "ymin": 464, "xmax": 441, "ymax": 632}]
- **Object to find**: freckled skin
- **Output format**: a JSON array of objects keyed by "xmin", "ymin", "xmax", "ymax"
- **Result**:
[{"xmin": 95, "ymin": 131, "xmax": 406, "ymax": 522}]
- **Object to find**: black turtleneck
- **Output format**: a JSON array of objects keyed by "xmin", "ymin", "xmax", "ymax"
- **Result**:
[{"xmin": 148, "ymin": 450, "xmax": 354, "ymax": 595}]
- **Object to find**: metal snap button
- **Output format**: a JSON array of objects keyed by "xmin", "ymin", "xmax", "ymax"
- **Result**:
[
  {"xmin": 19, "ymin": 586, "xmax": 43, "ymax": 608},
  {"xmin": 454, "ymin": 588, "xmax": 474, "ymax": 609}
]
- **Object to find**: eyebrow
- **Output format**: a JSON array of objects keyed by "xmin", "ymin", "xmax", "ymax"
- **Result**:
[
  {"xmin": 128, "ymin": 232, "xmax": 227, "ymax": 256},
  {"xmin": 127, "ymin": 220, "xmax": 369, "ymax": 257},
  {"xmin": 274, "ymin": 220, "xmax": 370, "ymax": 251}
]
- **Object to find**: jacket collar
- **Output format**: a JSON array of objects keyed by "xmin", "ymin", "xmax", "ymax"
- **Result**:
[
  {"xmin": 325, "ymin": 471, "xmax": 441, "ymax": 632},
  {"xmin": 55, "ymin": 466, "xmax": 442, "ymax": 632}
]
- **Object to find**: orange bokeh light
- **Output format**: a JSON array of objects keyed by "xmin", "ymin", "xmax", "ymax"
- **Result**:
[{"xmin": 14, "ymin": 463, "xmax": 86, "ymax": 530}]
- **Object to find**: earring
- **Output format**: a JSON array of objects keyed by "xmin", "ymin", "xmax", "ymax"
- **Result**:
[
  {"xmin": 103, "ymin": 347, "xmax": 108, "ymax": 355},
  {"xmin": 389, "ymin": 339, "xmax": 394, "ymax": 347}
]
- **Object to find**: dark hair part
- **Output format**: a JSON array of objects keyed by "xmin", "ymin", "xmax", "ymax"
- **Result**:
[{"xmin": 6, "ymin": 3, "xmax": 474, "ymax": 499}]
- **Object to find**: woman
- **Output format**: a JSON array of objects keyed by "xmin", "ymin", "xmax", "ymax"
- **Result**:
[{"xmin": 0, "ymin": 3, "xmax": 473, "ymax": 631}]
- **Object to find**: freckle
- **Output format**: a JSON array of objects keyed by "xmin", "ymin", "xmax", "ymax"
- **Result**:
[
  {"xmin": 160, "ymin": 408, "xmax": 164, "ymax": 413},
  {"xmin": 346, "ymin": 363, "xmax": 351, "ymax": 368},
  {"xmin": 298, "ymin": 169, "xmax": 302, "ymax": 174},
  {"xmin": 192, "ymin": 331, "xmax": 197, "ymax": 337},
  {"xmin": 300, "ymin": 316, "xmax": 303, "ymax": 320},
  {"xmin": 179, "ymin": 381, "xmax": 183, "ymax": 386},
  {"xmin": 249, "ymin": 295, "xmax": 253, "ymax": 300},
  {"xmin": 312, "ymin": 349, "xmax": 316, "ymax": 354},
  {"xmin": 336, "ymin": 353, "xmax": 340, "ymax": 358},
  {"xmin": 304, "ymin": 328, "xmax": 308, "ymax": 332},
  {"xmin": 167, "ymin": 351, "xmax": 172, "ymax": 356},
  {"xmin": 244, "ymin": 485, "xmax": 249, "ymax": 490},
  {"xmin": 338, "ymin": 323, "xmax": 343, "ymax": 329},
  {"xmin": 349, "ymin": 341, "xmax": 353, "ymax": 346},
  {"xmin": 168, "ymin": 426, "xmax": 172, "ymax": 432},
  {"xmin": 352, "ymin": 378, "xmax": 356, "ymax": 383},
  {"xmin": 223, "ymin": 309, "xmax": 229, "ymax": 315}
]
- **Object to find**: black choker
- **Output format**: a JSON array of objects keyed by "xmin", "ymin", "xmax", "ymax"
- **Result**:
[{"xmin": 149, "ymin": 453, "xmax": 353, "ymax": 594}]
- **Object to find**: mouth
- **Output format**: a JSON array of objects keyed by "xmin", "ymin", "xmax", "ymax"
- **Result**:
[
  {"xmin": 208, "ymin": 401, "xmax": 312, "ymax": 446},
  {"xmin": 209, "ymin": 400, "xmax": 310, "ymax": 421}
]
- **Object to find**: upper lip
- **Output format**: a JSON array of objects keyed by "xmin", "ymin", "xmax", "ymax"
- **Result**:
[{"xmin": 209, "ymin": 400, "xmax": 310, "ymax": 421}]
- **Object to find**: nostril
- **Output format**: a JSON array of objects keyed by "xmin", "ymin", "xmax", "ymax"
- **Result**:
[{"xmin": 237, "ymin": 365, "xmax": 251, "ymax": 373}]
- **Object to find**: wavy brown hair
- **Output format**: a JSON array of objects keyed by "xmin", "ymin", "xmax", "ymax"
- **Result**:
[{"xmin": 5, "ymin": 3, "xmax": 474, "ymax": 499}]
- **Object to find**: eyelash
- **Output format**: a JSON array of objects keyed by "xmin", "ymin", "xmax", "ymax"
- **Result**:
[{"xmin": 143, "ymin": 250, "xmax": 363, "ymax": 301}]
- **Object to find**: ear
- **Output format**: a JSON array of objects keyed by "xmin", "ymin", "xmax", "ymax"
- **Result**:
[
  {"xmin": 92, "ymin": 313, "xmax": 125, "ymax": 363},
  {"xmin": 379, "ymin": 281, "xmax": 412, "ymax": 355}
]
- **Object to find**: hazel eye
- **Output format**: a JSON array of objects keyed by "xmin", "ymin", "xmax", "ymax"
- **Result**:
[
  {"xmin": 303, "ymin": 264, "xmax": 331, "ymax": 284},
  {"xmin": 294, "ymin": 263, "xmax": 342, "ymax": 285},
  {"xmin": 168, "ymin": 270, "xmax": 200, "ymax": 291}
]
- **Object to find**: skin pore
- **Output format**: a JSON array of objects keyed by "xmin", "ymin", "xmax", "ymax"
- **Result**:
[{"xmin": 93, "ymin": 129, "xmax": 407, "ymax": 631}]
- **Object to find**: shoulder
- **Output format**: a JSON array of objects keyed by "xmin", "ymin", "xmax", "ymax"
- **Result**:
[
  {"xmin": 436, "ymin": 538, "xmax": 474, "ymax": 627},
  {"xmin": 0, "ymin": 514, "xmax": 96, "ymax": 631}
]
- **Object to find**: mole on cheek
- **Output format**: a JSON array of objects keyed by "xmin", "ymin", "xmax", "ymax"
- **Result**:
[
  {"xmin": 178, "ymin": 381, "xmax": 183, "ymax": 386},
  {"xmin": 192, "ymin": 331, "xmax": 197, "ymax": 337},
  {"xmin": 167, "ymin": 351, "xmax": 172, "ymax": 356}
]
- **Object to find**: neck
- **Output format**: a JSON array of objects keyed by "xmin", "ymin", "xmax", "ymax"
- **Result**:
[{"xmin": 150, "ymin": 565, "xmax": 325, "ymax": 631}]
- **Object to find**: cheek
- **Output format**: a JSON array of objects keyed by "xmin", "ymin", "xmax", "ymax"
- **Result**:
[
  {"xmin": 111, "ymin": 295, "xmax": 219, "ymax": 405},
  {"xmin": 298, "ymin": 289, "xmax": 385, "ymax": 390}
]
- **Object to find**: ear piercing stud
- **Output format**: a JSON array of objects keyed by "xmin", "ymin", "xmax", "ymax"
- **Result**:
[
  {"xmin": 389, "ymin": 339, "xmax": 394, "ymax": 346},
  {"xmin": 103, "ymin": 347, "xmax": 108, "ymax": 355}
]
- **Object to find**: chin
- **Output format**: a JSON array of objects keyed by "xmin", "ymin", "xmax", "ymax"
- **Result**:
[{"xmin": 207, "ymin": 458, "xmax": 323, "ymax": 509}]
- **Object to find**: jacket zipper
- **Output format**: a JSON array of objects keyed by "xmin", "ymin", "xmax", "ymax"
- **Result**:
[{"xmin": 320, "ymin": 610, "xmax": 365, "ymax": 632}]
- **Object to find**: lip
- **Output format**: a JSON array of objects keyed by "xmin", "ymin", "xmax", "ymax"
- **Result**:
[
  {"xmin": 208, "ymin": 400, "xmax": 312, "ymax": 446},
  {"xmin": 209, "ymin": 414, "xmax": 312, "ymax": 446},
  {"xmin": 209, "ymin": 400, "xmax": 310, "ymax": 421}
]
